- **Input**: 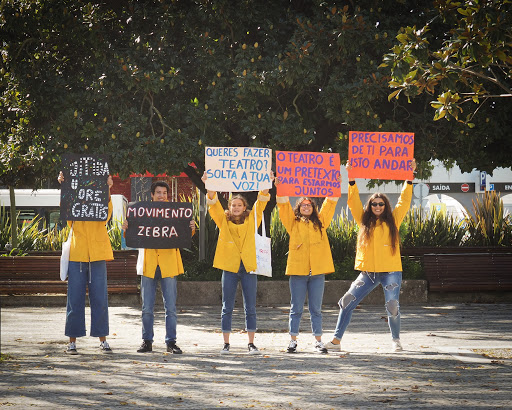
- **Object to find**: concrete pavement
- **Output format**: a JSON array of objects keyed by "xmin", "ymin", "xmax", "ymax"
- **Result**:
[{"xmin": 1, "ymin": 303, "xmax": 511, "ymax": 409}]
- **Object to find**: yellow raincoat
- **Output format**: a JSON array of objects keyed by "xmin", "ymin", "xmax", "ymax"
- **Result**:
[
  {"xmin": 276, "ymin": 196, "xmax": 338, "ymax": 276},
  {"xmin": 68, "ymin": 199, "xmax": 114, "ymax": 262},
  {"xmin": 207, "ymin": 192, "xmax": 269, "ymax": 273},
  {"xmin": 348, "ymin": 181, "xmax": 412, "ymax": 272}
]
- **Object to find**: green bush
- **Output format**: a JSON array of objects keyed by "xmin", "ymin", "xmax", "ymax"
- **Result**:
[
  {"xmin": 463, "ymin": 190, "xmax": 512, "ymax": 246},
  {"xmin": 401, "ymin": 207, "xmax": 466, "ymax": 247},
  {"xmin": 0, "ymin": 206, "xmax": 11, "ymax": 250},
  {"xmin": 4, "ymin": 194, "xmax": 511, "ymax": 281},
  {"xmin": 401, "ymin": 256, "xmax": 424, "ymax": 280}
]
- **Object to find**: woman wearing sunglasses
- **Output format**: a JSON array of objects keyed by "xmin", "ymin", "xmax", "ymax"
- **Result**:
[{"xmin": 326, "ymin": 158, "xmax": 416, "ymax": 353}]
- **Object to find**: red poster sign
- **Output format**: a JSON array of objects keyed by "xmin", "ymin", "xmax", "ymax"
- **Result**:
[
  {"xmin": 275, "ymin": 151, "xmax": 341, "ymax": 197},
  {"xmin": 348, "ymin": 131, "xmax": 415, "ymax": 180}
]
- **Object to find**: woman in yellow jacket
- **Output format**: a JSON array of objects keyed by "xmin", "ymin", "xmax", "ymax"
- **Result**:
[
  {"xmin": 276, "ymin": 178, "xmax": 339, "ymax": 354},
  {"xmin": 202, "ymin": 171, "xmax": 270, "ymax": 355},
  {"xmin": 58, "ymin": 171, "xmax": 114, "ymax": 355},
  {"xmin": 326, "ymin": 159, "xmax": 415, "ymax": 353}
]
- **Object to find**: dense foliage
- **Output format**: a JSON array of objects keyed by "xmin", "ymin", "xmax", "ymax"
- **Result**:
[
  {"xmin": 3, "ymin": 0, "xmax": 510, "ymax": 187},
  {"xmin": 383, "ymin": 0, "xmax": 512, "ymax": 172}
]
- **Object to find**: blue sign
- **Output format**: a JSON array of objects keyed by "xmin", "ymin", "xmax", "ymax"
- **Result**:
[{"xmin": 480, "ymin": 171, "xmax": 487, "ymax": 191}]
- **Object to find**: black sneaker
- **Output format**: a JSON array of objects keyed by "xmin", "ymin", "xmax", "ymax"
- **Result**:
[
  {"xmin": 287, "ymin": 340, "xmax": 297, "ymax": 353},
  {"xmin": 100, "ymin": 340, "xmax": 113, "ymax": 354},
  {"xmin": 248, "ymin": 343, "xmax": 261, "ymax": 355},
  {"xmin": 167, "ymin": 341, "xmax": 183, "ymax": 354},
  {"xmin": 137, "ymin": 340, "xmax": 152, "ymax": 353},
  {"xmin": 66, "ymin": 342, "xmax": 78, "ymax": 355},
  {"xmin": 220, "ymin": 343, "xmax": 230, "ymax": 354}
]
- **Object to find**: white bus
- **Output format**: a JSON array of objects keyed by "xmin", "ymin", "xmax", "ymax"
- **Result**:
[{"xmin": 0, "ymin": 189, "xmax": 127, "ymax": 230}]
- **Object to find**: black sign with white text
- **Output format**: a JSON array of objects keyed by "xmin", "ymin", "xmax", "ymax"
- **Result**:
[
  {"xmin": 489, "ymin": 183, "xmax": 512, "ymax": 192},
  {"xmin": 60, "ymin": 154, "xmax": 110, "ymax": 221},
  {"xmin": 427, "ymin": 183, "xmax": 476, "ymax": 193},
  {"xmin": 125, "ymin": 201, "xmax": 193, "ymax": 249}
]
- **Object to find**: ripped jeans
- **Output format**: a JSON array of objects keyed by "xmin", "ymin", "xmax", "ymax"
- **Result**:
[{"xmin": 333, "ymin": 271, "xmax": 402, "ymax": 340}]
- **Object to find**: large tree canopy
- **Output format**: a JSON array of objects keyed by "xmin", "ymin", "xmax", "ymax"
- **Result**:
[
  {"xmin": 1, "ymin": 0, "xmax": 509, "ymax": 186},
  {"xmin": 382, "ymin": 0, "xmax": 512, "ymax": 172}
]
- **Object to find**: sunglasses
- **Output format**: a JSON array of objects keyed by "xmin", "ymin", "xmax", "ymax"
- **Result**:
[{"xmin": 371, "ymin": 202, "xmax": 385, "ymax": 207}]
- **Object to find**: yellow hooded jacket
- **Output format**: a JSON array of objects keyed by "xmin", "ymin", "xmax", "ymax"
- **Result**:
[
  {"xmin": 207, "ymin": 192, "xmax": 269, "ymax": 273},
  {"xmin": 142, "ymin": 248, "xmax": 185, "ymax": 279},
  {"xmin": 68, "ymin": 199, "xmax": 114, "ymax": 262},
  {"xmin": 276, "ymin": 196, "xmax": 338, "ymax": 276},
  {"xmin": 348, "ymin": 181, "xmax": 412, "ymax": 273},
  {"xmin": 141, "ymin": 219, "xmax": 196, "ymax": 278}
]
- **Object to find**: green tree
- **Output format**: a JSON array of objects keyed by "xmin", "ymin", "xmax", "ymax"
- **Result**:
[
  {"xmin": 4, "ymin": 0, "xmax": 504, "ymax": 184},
  {"xmin": 382, "ymin": 0, "xmax": 512, "ymax": 172}
]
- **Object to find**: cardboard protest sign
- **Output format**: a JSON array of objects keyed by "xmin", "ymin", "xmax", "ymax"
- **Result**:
[
  {"xmin": 125, "ymin": 201, "xmax": 193, "ymax": 249},
  {"xmin": 205, "ymin": 146, "xmax": 272, "ymax": 192},
  {"xmin": 60, "ymin": 154, "xmax": 110, "ymax": 221},
  {"xmin": 275, "ymin": 151, "xmax": 341, "ymax": 197},
  {"xmin": 348, "ymin": 131, "xmax": 414, "ymax": 180}
]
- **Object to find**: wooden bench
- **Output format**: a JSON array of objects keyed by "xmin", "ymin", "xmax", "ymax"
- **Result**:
[
  {"xmin": 0, "ymin": 252, "xmax": 139, "ymax": 295},
  {"xmin": 423, "ymin": 253, "xmax": 512, "ymax": 292}
]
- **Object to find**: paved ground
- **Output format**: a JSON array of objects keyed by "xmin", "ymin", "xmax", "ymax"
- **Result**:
[{"xmin": 1, "ymin": 303, "xmax": 511, "ymax": 409}]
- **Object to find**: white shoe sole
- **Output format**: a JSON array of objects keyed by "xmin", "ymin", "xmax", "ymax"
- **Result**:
[{"xmin": 324, "ymin": 342, "xmax": 342, "ymax": 352}]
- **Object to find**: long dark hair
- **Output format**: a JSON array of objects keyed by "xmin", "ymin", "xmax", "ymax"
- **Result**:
[
  {"xmin": 360, "ymin": 193, "xmax": 399, "ymax": 254},
  {"xmin": 293, "ymin": 197, "xmax": 323, "ymax": 234},
  {"xmin": 225, "ymin": 194, "xmax": 250, "ymax": 224}
]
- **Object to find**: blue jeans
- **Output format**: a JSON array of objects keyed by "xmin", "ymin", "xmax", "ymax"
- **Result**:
[
  {"xmin": 141, "ymin": 267, "xmax": 178, "ymax": 343},
  {"xmin": 289, "ymin": 274, "xmax": 325, "ymax": 337},
  {"xmin": 221, "ymin": 263, "xmax": 257, "ymax": 333},
  {"xmin": 65, "ymin": 261, "xmax": 109, "ymax": 338},
  {"xmin": 333, "ymin": 271, "xmax": 402, "ymax": 340}
]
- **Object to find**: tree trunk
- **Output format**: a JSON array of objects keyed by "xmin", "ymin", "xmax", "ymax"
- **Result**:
[{"xmin": 8, "ymin": 185, "xmax": 18, "ymax": 249}]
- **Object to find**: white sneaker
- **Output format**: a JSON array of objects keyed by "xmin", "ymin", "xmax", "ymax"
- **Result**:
[
  {"xmin": 325, "ymin": 340, "xmax": 342, "ymax": 352},
  {"xmin": 220, "ymin": 343, "xmax": 230, "ymax": 354},
  {"xmin": 392, "ymin": 339, "xmax": 403, "ymax": 352},
  {"xmin": 248, "ymin": 343, "xmax": 261, "ymax": 355},
  {"xmin": 287, "ymin": 340, "xmax": 297, "ymax": 353},
  {"xmin": 314, "ymin": 341, "xmax": 328, "ymax": 354},
  {"xmin": 66, "ymin": 342, "xmax": 78, "ymax": 355},
  {"xmin": 100, "ymin": 340, "xmax": 113, "ymax": 354}
]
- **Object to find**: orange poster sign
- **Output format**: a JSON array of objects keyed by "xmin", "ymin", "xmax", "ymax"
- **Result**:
[
  {"xmin": 276, "ymin": 151, "xmax": 341, "ymax": 197},
  {"xmin": 348, "ymin": 131, "xmax": 415, "ymax": 180}
]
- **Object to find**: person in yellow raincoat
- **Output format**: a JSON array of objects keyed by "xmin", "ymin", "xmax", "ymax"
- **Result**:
[
  {"xmin": 202, "ymin": 171, "xmax": 271, "ymax": 355},
  {"xmin": 58, "ymin": 171, "xmax": 114, "ymax": 355},
  {"xmin": 326, "ymin": 159, "xmax": 416, "ymax": 353},
  {"xmin": 122, "ymin": 181, "xmax": 196, "ymax": 355},
  {"xmin": 275, "ymin": 177, "xmax": 339, "ymax": 354}
]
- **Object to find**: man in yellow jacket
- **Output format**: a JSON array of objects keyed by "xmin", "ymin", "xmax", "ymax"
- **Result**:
[{"xmin": 123, "ymin": 181, "xmax": 195, "ymax": 354}]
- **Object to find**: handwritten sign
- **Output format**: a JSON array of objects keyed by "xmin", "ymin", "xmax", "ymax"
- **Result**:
[
  {"xmin": 205, "ymin": 146, "xmax": 272, "ymax": 192},
  {"xmin": 60, "ymin": 154, "xmax": 110, "ymax": 221},
  {"xmin": 276, "ymin": 151, "xmax": 341, "ymax": 197},
  {"xmin": 125, "ymin": 201, "xmax": 193, "ymax": 249},
  {"xmin": 348, "ymin": 131, "xmax": 414, "ymax": 180}
]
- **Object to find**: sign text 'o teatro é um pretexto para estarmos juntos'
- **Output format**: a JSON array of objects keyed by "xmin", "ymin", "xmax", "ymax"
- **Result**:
[
  {"xmin": 60, "ymin": 154, "xmax": 110, "ymax": 221},
  {"xmin": 275, "ymin": 150, "xmax": 341, "ymax": 197}
]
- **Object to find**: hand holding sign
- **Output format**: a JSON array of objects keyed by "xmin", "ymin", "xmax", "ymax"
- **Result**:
[
  {"xmin": 125, "ymin": 201, "xmax": 194, "ymax": 249},
  {"xmin": 348, "ymin": 131, "xmax": 415, "ymax": 180},
  {"xmin": 60, "ymin": 154, "xmax": 111, "ymax": 221},
  {"xmin": 204, "ymin": 146, "xmax": 272, "ymax": 192},
  {"xmin": 275, "ymin": 151, "xmax": 341, "ymax": 197}
]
